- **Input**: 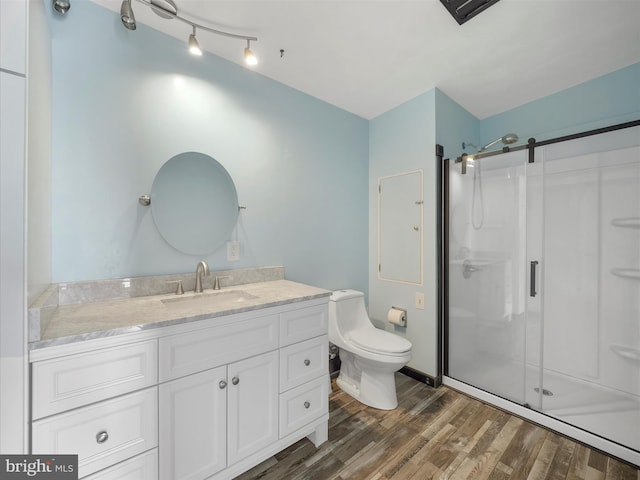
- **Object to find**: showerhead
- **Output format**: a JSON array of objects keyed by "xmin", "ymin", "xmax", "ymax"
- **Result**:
[
  {"xmin": 501, "ymin": 133, "xmax": 519, "ymax": 145},
  {"xmin": 463, "ymin": 133, "xmax": 519, "ymax": 153},
  {"xmin": 478, "ymin": 133, "xmax": 519, "ymax": 152}
]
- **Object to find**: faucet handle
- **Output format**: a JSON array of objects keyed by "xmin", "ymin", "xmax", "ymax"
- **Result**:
[
  {"xmin": 213, "ymin": 276, "xmax": 230, "ymax": 290},
  {"xmin": 166, "ymin": 280, "xmax": 184, "ymax": 295}
]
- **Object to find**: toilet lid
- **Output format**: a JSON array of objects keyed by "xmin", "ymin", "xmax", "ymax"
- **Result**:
[{"xmin": 348, "ymin": 328, "xmax": 412, "ymax": 355}]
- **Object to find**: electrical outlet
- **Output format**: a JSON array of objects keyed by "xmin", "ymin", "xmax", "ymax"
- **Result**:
[
  {"xmin": 227, "ymin": 241, "xmax": 240, "ymax": 261},
  {"xmin": 415, "ymin": 292, "xmax": 425, "ymax": 310}
]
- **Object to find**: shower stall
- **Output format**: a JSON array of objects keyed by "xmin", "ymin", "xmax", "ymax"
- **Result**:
[{"xmin": 443, "ymin": 121, "xmax": 640, "ymax": 466}]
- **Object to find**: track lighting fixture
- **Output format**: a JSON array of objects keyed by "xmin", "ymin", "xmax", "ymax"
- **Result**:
[
  {"xmin": 244, "ymin": 40, "xmax": 258, "ymax": 66},
  {"xmin": 52, "ymin": 0, "xmax": 70, "ymax": 15},
  {"xmin": 188, "ymin": 25, "xmax": 202, "ymax": 56},
  {"xmin": 118, "ymin": 0, "xmax": 258, "ymax": 65},
  {"xmin": 120, "ymin": 0, "xmax": 136, "ymax": 30}
]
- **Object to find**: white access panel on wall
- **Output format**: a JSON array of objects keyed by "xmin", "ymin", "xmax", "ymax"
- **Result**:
[{"xmin": 377, "ymin": 169, "xmax": 423, "ymax": 284}]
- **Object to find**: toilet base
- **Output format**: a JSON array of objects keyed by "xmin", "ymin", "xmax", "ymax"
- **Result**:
[
  {"xmin": 336, "ymin": 350, "xmax": 407, "ymax": 410},
  {"xmin": 336, "ymin": 375, "xmax": 398, "ymax": 410}
]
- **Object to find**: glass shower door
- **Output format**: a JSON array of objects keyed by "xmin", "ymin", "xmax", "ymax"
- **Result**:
[
  {"xmin": 448, "ymin": 149, "xmax": 538, "ymax": 404},
  {"xmin": 536, "ymin": 126, "xmax": 640, "ymax": 453},
  {"xmin": 446, "ymin": 124, "xmax": 640, "ymax": 462}
]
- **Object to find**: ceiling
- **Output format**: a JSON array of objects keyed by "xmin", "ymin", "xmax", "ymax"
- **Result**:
[{"xmin": 89, "ymin": 0, "xmax": 640, "ymax": 120}]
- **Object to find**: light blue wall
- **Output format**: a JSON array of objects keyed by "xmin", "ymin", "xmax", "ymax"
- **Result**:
[
  {"xmin": 367, "ymin": 66, "xmax": 640, "ymax": 379},
  {"xmin": 46, "ymin": 1, "xmax": 639, "ymax": 379},
  {"xmin": 434, "ymin": 88, "xmax": 479, "ymax": 160},
  {"xmin": 368, "ymin": 89, "xmax": 438, "ymax": 376},
  {"xmin": 480, "ymin": 63, "xmax": 640, "ymax": 145},
  {"xmin": 49, "ymin": 1, "xmax": 369, "ymax": 291}
]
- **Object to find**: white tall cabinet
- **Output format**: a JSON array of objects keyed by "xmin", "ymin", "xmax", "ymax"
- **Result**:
[{"xmin": 0, "ymin": 0, "xmax": 28, "ymax": 454}]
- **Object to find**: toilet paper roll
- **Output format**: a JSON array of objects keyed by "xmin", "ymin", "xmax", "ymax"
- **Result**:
[{"xmin": 387, "ymin": 308, "xmax": 407, "ymax": 327}]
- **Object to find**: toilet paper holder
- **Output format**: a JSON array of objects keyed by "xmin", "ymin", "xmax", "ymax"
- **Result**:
[{"xmin": 388, "ymin": 306, "xmax": 407, "ymax": 327}]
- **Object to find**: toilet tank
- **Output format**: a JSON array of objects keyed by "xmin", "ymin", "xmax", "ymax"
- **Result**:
[{"xmin": 329, "ymin": 290, "xmax": 372, "ymax": 334}]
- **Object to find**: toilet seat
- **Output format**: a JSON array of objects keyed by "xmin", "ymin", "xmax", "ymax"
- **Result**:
[{"xmin": 348, "ymin": 328, "xmax": 412, "ymax": 355}]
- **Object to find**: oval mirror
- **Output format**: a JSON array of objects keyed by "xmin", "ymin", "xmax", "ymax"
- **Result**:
[{"xmin": 150, "ymin": 152, "xmax": 239, "ymax": 255}]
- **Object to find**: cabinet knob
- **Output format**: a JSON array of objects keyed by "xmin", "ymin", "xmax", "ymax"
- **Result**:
[
  {"xmin": 219, "ymin": 380, "xmax": 227, "ymax": 389},
  {"xmin": 232, "ymin": 376, "xmax": 239, "ymax": 385},
  {"xmin": 96, "ymin": 431, "xmax": 109, "ymax": 444},
  {"xmin": 304, "ymin": 401, "xmax": 310, "ymax": 409},
  {"xmin": 304, "ymin": 359, "xmax": 310, "ymax": 366}
]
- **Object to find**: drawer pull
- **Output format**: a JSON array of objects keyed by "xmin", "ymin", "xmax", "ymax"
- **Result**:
[
  {"xmin": 304, "ymin": 401, "xmax": 310, "ymax": 409},
  {"xmin": 96, "ymin": 431, "xmax": 109, "ymax": 444},
  {"xmin": 304, "ymin": 359, "xmax": 311, "ymax": 366},
  {"xmin": 232, "ymin": 376, "xmax": 240, "ymax": 386},
  {"xmin": 219, "ymin": 380, "xmax": 227, "ymax": 389}
]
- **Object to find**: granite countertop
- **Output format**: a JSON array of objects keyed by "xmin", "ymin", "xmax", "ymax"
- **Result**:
[{"xmin": 29, "ymin": 268, "xmax": 331, "ymax": 350}]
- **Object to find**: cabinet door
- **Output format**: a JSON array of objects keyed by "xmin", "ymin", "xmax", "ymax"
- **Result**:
[
  {"xmin": 227, "ymin": 351, "xmax": 278, "ymax": 465},
  {"xmin": 159, "ymin": 366, "xmax": 227, "ymax": 480}
]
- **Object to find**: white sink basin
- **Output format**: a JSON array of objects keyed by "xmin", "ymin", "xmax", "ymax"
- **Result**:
[{"xmin": 161, "ymin": 290, "xmax": 258, "ymax": 309}]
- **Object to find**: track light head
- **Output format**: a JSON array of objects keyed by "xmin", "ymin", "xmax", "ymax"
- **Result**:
[
  {"xmin": 244, "ymin": 40, "xmax": 257, "ymax": 66},
  {"xmin": 120, "ymin": 0, "xmax": 136, "ymax": 30},
  {"xmin": 52, "ymin": 0, "xmax": 70, "ymax": 15},
  {"xmin": 188, "ymin": 26, "xmax": 202, "ymax": 56},
  {"xmin": 114, "ymin": 1, "xmax": 257, "ymax": 64}
]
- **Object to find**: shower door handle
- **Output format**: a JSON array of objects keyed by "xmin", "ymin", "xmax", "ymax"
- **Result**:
[{"xmin": 530, "ymin": 261, "xmax": 538, "ymax": 297}]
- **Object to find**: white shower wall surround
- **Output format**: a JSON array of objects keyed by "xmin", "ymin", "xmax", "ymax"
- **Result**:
[{"xmin": 446, "ymin": 124, "xmax": 640, "ymax": 466}]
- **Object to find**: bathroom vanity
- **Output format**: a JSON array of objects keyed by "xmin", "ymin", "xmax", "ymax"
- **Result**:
[{"xmin": 28, "ymin": 268, "xmax": 330, "ymax": 479}]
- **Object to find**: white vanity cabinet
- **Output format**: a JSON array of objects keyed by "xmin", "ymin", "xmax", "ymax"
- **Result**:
[{"xmin": 30, "ymin": 295, "xmax": 330, "ymax": 480}]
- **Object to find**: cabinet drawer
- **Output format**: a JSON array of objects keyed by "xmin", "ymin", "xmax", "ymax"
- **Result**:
[
  {"xmin": 159, "ymin": 315, "xmax": 278, "ymax": 382},
  {"xmin": 279, "ymin": 376, "xmax": 328, "ymax": 438},
  {"xmin": 32, "ymin": 387, "xmax": 158, "ymax": 479},
  {"xmin": 32, "ymin": 340, "xmax": 157, "ymax": 419},
  {"xmin": 84, "ymin": 449, "xmax": 158, "ymax": 480},
  {"xmin": 280, "ymin": 335, "xmax": 328, "ymax": 392},
  {"xmin": 279, "ymin": 304, "xmax": 328, "ymax": 346}
]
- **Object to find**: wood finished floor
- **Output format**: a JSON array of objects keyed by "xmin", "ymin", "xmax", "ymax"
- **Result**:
[{"xmin": 237, "ymin": 373, "xmax": 639, "ymax": 480}]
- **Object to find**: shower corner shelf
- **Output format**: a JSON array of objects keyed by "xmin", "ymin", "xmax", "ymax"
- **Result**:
[
  {"xmin": 611, "ymin": 345, "xmax": 640, "ymax": 362},
  {"xmin": 611, "ymin": 217, "xmax": 640, "ymax": 229},
  {"xmin": 611, "ymin": 268, "xmax": 640, "ymax": 280}
]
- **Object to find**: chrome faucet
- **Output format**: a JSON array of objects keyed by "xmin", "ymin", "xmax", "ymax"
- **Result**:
[{"xmin": 195, "ymin": 260, "xmax": 209, "ymax": 293}]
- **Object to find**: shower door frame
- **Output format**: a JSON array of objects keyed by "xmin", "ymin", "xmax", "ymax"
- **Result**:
[{"xmin": 439, "ymin": 119, "xmax": 640, "ymax": 468}]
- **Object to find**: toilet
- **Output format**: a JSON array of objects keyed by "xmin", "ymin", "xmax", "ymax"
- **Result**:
[{"xmin": 328, "ymin": 289, "xmax": 412, "ymax": 410}]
